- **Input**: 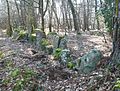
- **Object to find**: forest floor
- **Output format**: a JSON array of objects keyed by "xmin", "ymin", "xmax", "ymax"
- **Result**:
[
  {"xmin": 0, "ymin": 29, "xmax": 116, "ymax": 91},
  {"xmin": 66, "ymin": 30, "xmax": 112, "ymax": 57}
]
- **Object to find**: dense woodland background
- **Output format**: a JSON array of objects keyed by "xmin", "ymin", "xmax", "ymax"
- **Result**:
[{"xmin": 0, "ymin": 0, "xmax": 120, "ymax": 91}]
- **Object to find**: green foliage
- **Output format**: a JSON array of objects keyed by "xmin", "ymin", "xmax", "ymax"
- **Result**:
[
  {"xmin": 30, "ymin": 33, "xmax": 36, "ymax": 42},
  {"xmin": 13, "ymin": 28, "xmax": 19, "ymax": 33},
  {"xmin": 12, "ymin": 27, "xmax": 24, "ymax": 39},
  {"xmin": 59, "ymin": 36, "xmax": 64, "ymax": 40},
  {"xmin": 16, "ymin": 30, "xmax": 27, "ymax": 40},
  {"xmin": 53, "ymin": 48, "xmax": 62, "ymax": 60},
  {"xmin": 113, "ymin": 79, "xmax": 120, "ymax": 90},
  {"xmin": 41, "ymin": 38, "xmax": 51, "ymax": 50},
  {"xmin": 67, "ymin": 61, "xmax": 75, "ymax": 69},
  {"xmin": 2, "ymin": 61, "xmax": 37, "ymax": 90},
  {"xmin": 13, "ymin": 27, "xmax": 36, "ymax": 42},
  {"xmin": 0, "ymin": 51, "xmax": 4, "ymax": 59},
  {"xmin": 47, "ymin": 32, "xmax": 57, "ymax": 35},
  {"xmin": 77, "ymin": 32, "xmax": 81, "ymax": 35},
  {"xmin": 5, "ymin": 61, "xmax": 14, "ymax": 69},
  {"xmin": 41, "ymin": 38, "xmax": 50, "ymax": 46},
  {"xmin": 10, "ymin": 68, "xmax": 20, "ymax": 78},
  {"xmin": 34, "ymin": 28, "xmax": 42, "ymax": 32},
  {"xmin": 100, "ymin": 0, "xmax": 114, "ymax": 33},
  {"xmin": 2, "ymin": 67, "xmax": 37, "ymax": 91},
  {"xmin": 13, "ymin": 26, "xmax": 23, "ymax": 33}
]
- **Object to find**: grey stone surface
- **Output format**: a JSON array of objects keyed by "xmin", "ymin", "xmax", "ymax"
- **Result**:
[
  {"xmin": 60, "ymin": 49, "xmax": 71, "ymax": 65},
  {"xmin": 53, "ymin": 35, "xmax": 59, "ymax": 49},
  {"xmin": 45, "ymin": 45, "xmax": 53, "ymax": 54},
  {"xmin": 47, "ymin": 34, "xmax": 59, "ymax": 49},
  {"xmin": 12, "ymin": 31, "xmax": 18, "ymax": 39},
  {"xmin": 35, "ymin": 29, "xmax": 45, "ymax": 49},
  {"xmin": 76, "ymin": 49, "xmax": 102, "ymax": 74},
  {"xmin": 65, "ymin": 88, "xmax": 72, "ymax": 91},
  {"xmin": 59, "ymin": 36, "xmax": 68, "ymax": 49}
]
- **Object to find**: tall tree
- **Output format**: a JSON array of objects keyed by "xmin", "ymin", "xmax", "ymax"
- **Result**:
[
  {"xmin": 83, "ymin": 0, "xmax": 87, "ymax": 31},
  {"xmin": 14, "ymin": 0, "xmax": 21, "ymax": 27},
  {"xmin": 52, "ymin": 0, "xmax": 60, "ymax": 31},
  {"xmin": 111, "ymin": 0, "xmax": 120, "ymax": 64},
  {"xmin": 39, "ymin": 0, "xmax": 49, "ymax": 32},
  {"xmin": 48, "ymin": 2, "xmax": 53, "ymax": 32},
  {"xmin": 95, "ymin": 0, "xmax": 100, "ymax": 30},
  {"xmin": 6, "ymin": 0, "xmax": 12, "ymax": 36},
  {"xmin": 68, "ymin": 0, "xmax": 79, "ymax": 33}
]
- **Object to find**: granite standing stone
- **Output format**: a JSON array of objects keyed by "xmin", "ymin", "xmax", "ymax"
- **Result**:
[
  {"xmin": 59, "ymin": 36, "xmax": 68, "ymax": 49},
  {"xmin": 76, "ymin": 49, "xmax": 102, "ymax": 74},
  {"xmin": 47, "ymin": 34, "xmax": 59, "ymax": 49},
  {"xmin": 60, "ymin": 49, "xmax": 71, "ymax": 65},
  {"xmin": 35, "ymin": 29, "xmax": 45, "ymax": 49}
]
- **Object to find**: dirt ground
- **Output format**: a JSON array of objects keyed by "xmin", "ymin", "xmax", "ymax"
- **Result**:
[
  {"xmin": 66, "ymin": 30, "xmax": 112, "ymax": 57},
  {"xmin": 0, "ymin": 29, "xmax": 114, "ymax": 91}
]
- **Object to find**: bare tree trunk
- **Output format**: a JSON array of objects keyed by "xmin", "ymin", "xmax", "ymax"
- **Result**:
[
  {"xmin": 6, "ymin": 0, "xmax": 12, "ymax": 37},
  {"xmin": 61, "ymin": 0, "xmax": 70, "ymax": 32},
  {"xmin": 95, "ymin": 0, "xmax": 100, "ymax": 30},
  {"xmin": 68, "ymin": 0, "xmax": 79, "ymax": 33},
  {"xmin": 48, "ymin": 5, "xmax": 52, "ymax": 32},
  {"xmin": 68, "ymin": 5, "xmax": 72, "ymax": 31},
  {"xmin": 20, "ymin": 0, "xmax": 26, "ymax": 30},
  {"xmin": 86, "ymin": 0, "xmax": 90, "ymax": 31},
  {"xmin": 63, "ymin": 1, "xmax": 70, "ymax": 31},
  {"xmin": 52, "ymin": 0, "xmax": 60, "ymax": 32},
  {"xmin": 83, "ymin": 0, "xmax": 87, "ymax": 31},
  {"xmin": 111, "ymin": 1, "xmax": 120, "ymax": 65},
  {"xmin": 39, "ymin": 0, "xmax": 49, "ymax": 32},
  {"xmin": 14, "ymin": 0, "xmax": 21, "ymax": 27}
]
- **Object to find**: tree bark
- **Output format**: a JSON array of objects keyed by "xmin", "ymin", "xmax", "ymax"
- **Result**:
[
  {"xmin": 95, "ymin": 0, "xmax": 100, "ymax": 30},
  {"xmin": 14, "ymin": 0, "xmax": 21, "ymax": 27},
  {"xmin": 86, "ymin": 0, "xmax": 90, "ymax": 31},
  {"xmin": 48, "ymin": 5, "xmax": 52, "ymax": 32},
  {"xmin": 39, "ymin": 0, "xmax": 49, "ymax": 32},
  {"xmin": 83, "ymin": 0, "xmax": 87, "ymax": 31},
  {"xmin": 68, "ymin": 0, "xmax": 79, "ymax": 32},
  {"xmin": 6, "ymin": 0, "xmax": 12, "ymax": 37},
  {"xmin": 111, "ymin": 1, "xmax": 120, "ymax": 65}
]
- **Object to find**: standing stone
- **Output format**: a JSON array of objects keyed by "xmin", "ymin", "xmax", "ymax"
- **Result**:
[
  {"xmin": 60, "ymin": 49, "xmax": 71, "ymax": 65},
  {"xmin": 53, "ymin": 35, "xmax": 60, "ymax": 49},
  {"xmin": 12, "ymin": 29, "xmax": 18, "ymax": 39},
  {"xmin": 47, "ymin": 33, "xmax": 59, "ymax": 49},
  {"xmin": 76, "ymin": 49, "xmax": 102, "ymax": 74},
  {"xmin": 35, "ymin": 29, "xmax": 46, "ymax": 49},
  {"xmin": 59, "ymin": 36, "xmax": 68, "ymax": 49},
  {"xmin": 45, "ymin": 45, "xmax": 53, "ymax": 54}
]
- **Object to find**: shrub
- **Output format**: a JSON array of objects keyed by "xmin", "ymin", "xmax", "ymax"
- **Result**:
[
  {"xmin": 16, "ymin": 30, "xmax": 27, "ymax": 40},
  {"xmin": 2, "ymin": 67, "xmax": 37, "ymax": 91},
  {"xmin": 0, "ymin": 51, "xmax": 4, "ymax": 59},
  {"xmin": 67, "ymin": 61, "xmax": 75, "ymax": 69},
  {"xmin": 47, "ymin": 32, "xmax": 57, "ymax": 35},
  {"xmin": 30, "ymin": 33, "xmax": 36, "ymax": 42},
  {"xmin": 53, "ymin": 48, "xmax": 62, "ymax": 60},
  {"xmin": 40, "ymin": 38, "xmax": 50, "ymax": 50},
  {"xmin": 113, "ymin": 79, "xmax": 120, "ymax": 90}
]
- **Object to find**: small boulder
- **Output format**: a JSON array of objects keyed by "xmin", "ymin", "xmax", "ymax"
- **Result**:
[
  {"xmin": 35, "ymin": 29, "xmax": 46, "ymax": 49},
  {"xmin": 53, "ymin": 35, "xmax": 60, "ymax": 49},
  {"xmin": 47, "ymin": 33, "xmax": 59, "ymax": 49},
  {"xmin": 59, "ymin": 36, "xmax": 68, "ymax": 49},
  {"xmin": 60, "ymin": 49, "xmax": 71, "ymax": 65},
  {"xmin": 45, "ymin": 45, "xmax": 53, "ymax": 55},
  {"xmin": 76, "ymin": 49, "xmax": 103, "ymax": 74}
]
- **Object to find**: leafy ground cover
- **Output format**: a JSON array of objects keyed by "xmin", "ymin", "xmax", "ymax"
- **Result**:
[{"xmin": 0, "ymin": 30, "xmax": 118, "ymax": 91}]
